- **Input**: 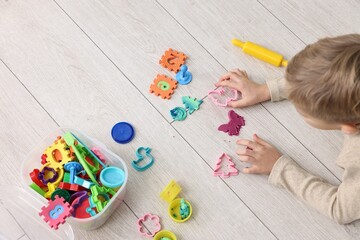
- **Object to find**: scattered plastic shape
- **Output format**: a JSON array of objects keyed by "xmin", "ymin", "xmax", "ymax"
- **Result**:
[
  {"xmin": 170, "ymin": 107, "xmax": 187, "ymax": 121},
  {"xmin": 51, "ymin": 189, "xmax": 71, "ymax": 203},
  {"xmin": 159, "ymin": 48, "xmax": 187, "ymax": 73},
  {"xmin": 153, "ymin": 230, "xmax": 177, "ymax": 240},
  {"xmin": 131, "ymin": 147, "xmax": 155, "ymax": 172},
  {"xmin": 30, "ymin": 169, "xmax": 46, "ymax": 188},
  {"xmin": 29, "ymin": 183, "xmax": 45, "ymax": 197},
  {"xmin": 137, "ymin": 213, "xmax": 162, "ymax": 238},
  {"xmin": 100, "ymin": 166, "xmax": 125, "ymax": 188},
  {"xmin": 41, "ymin": 154, "xmax": 47, "ymax": 165},
  {"xmin": 175, "ymin": 65, "xmax": 192, "ymax": 85},
  {"xmin": 74, "ymin": 176, "xmax": 94, "ymax": 189},
  {"xmin": 39, "ymin": 195, "xmax": 73, "ymax": 230},
  {"xmin": 160, "ymin": 180, "xmax": 193, "ymax": 223},
  {"xmin": 64, "ymin": 162, "xmax": 83, "ymax": 184},
  {"xmin": 58, "ymin": 182, "xmax": 86, "ymax": 192},
  {"xmin": 69, "ymin": 190, "xmax": 88, "ymax": 204},
  {"xmin": 182, "ymin": 96, "xmax": 203, "ymax": 114},
  {"xmin": 63, "ymin": 172, "xmax": 71, "ymax": 183},
  {"xmin": 213, "ymin": 153, "xmax": 239, "ymax": 178},
  {"xmin": 208, "ymin": 87, "xmax": 238, "ymax": 107},
  {"xmin": 43, "ymin": 136, "xmax": 73, "ymax": 170},
  {"xmin": 111, "ymin": 122, "xmax": 135, "ymax": 144},
  {"xmin": 149, "ymin": 74, "xmax": 178, "ymax": 100},
  {"xmin": 218, "ymin": 110, "xmax": 245, "ymax": 136},
  {"xmin": 87, "ymin": 196, "xmax": 98, "ymax": 216},
  {"xmin": 179, "ymin": 198, "xmax": 190, "ymax": 219},
  {"xmin": 72, "ymin": 196, "xmax": 92, "ymax": 219}
]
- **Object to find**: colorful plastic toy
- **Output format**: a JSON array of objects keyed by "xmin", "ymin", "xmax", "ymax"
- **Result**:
[
  {"xmin": 30, "ymin": 169, "xmax": 46, "ymax": 187},
  {"xmin": 90, "ymin": 185, "xmax": 115, "ymax": 212},
  {"xmin": 170, "ymin": 107, "xmax": 187, "ymax": 121},
  {"xmin": 64, "ymin": 162, "xmax": 83, "ymax": 184},
  {"xmin": 179, "ymin": 198, "xmax": 190, "ymax": 219},
  {"xmin": 218, "ymin": 110, "xmax": 245, "ymax": 136},
  {"xmin": 70, "ymin": 191, "xmax": 89, "ymax": 216},
  {"xmin": 131, "ymin": 147, "xmax": 154, "ymax": 172},
  {"xmin": 213, "ymin": 153, "xmax": 239, "ymax": 178},
  {"xmin": 74, "ymin": 176, "xmax": 94, "ymax": 189},
  {"xmin": 208, "ymin": 87, "xmax": 238, "ymax": 107},
  {"xmin": 39, "ymin": 195, "xmax": 73, "ymax": 230},
  {"xmin": 232, "ymin": 38, "xmax": 288, "ymax": 67},
  {"xmin": 153, "ymin": 230, "xmax": 177, "ymax": 240},
  {"xmin": 29, "ymin": 182, "xmax": 45, "ymax": 197},
  {"xmin": 63, "ymin": 172, "xmax": 71, "ymax": 183},
  {"xmin": 175, "ymin": 65, "xmax": 192, "ymax": 85},
  {"xmin": 72, "ymin": 133, "xmax": 107, "ymax": 168},
  {"xmin": 150, "ymin": 74, "xmax": 178, "ymax": 100},
  {"xmin": 63, "ymin": 132, "xmax": 98, "ymax": 184},
  {"xmin": 91, "ymin": 147, "xmax": 107, "ymax": 164},
  {"xmin": 182, "ymin": 96, "xmax": 203, "ymax": 114},
  {"xmin": 100, "ymin": 166, "xmax": 125, "ymax": 188},
  {"xmin": 51, "ymin": 189, "xmax": 71, "ymax": 203},
  {"xmin": 137, "ymin": 213, "xmax": 162, "ymax": 238},
  {"xmin": 44, "ymin": 183, "xmax": 57, "ymax": 199},
  {"xmin": 43, "ymin": 136, "xmax": 73, "ymax": 170},
  {"xmin": 38, "ymin": 166, "xmax": 59, "ymax": 184},
  {"xmin": 58, "ymin": 182, "xmax": 86, "ymax": 192},
  {"xmin": 159, "ymin": 48, "xmax": 187, "ymax": 73},
  {"xmin": 111, "ymin": 122, "xmax": 135, "ymax": 144},
  {"xmin": 160, "ymin": 180, "xmax": 193, "ymax": 223}
]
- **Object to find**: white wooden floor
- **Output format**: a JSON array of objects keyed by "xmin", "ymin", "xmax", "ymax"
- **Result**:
[{"xmin": 1, "ymin": 0, "xmax": 360, "ymax": 239}]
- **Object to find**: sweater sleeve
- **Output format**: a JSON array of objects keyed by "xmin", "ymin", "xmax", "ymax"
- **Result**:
[
  {"xmin": 266, "ymin": 77, "xmax": 287, "ymax": 101},
  {"xmin": 268, "ymin": 153, "xmax": 360, "ymax": 224}
]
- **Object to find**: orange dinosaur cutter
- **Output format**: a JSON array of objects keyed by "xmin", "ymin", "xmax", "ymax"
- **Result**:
[
  {"xmin": 159, "ymin": 48, "xmax": 187, "ymax": 73},
  {"xmin": 149, "ymin": 74, "xmax": 178, "ymax": 99}
]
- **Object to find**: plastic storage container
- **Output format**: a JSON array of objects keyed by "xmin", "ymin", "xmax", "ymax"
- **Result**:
[{"xmin": 0, "ymin": 128, "xmax": 128, "ymax": 240}]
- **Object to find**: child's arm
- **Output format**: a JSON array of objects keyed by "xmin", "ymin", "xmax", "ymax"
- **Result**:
[
  {"xmin": 238, "ymin": 133, "xmax": 360, "ymax": 224},
  {"xmin": 215, "ymin": 69, "xmax": 287, "ymax": 107}
]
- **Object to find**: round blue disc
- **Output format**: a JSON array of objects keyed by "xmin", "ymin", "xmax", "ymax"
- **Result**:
[{"xmin": 111, "ymin": 122, "xmax": 135, "ymax": 144}]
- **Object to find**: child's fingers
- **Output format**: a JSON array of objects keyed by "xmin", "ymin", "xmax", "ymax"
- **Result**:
[
  {"xmin": 243, "ymin": 166, "xmax": 258, "ymax": 174},
  {"xmin": 238, "ymin": 155, "xmax": 256, "ymax": 163},
  {"xmin": 236, "ymin": 147, "xmax": 255, "ymax": 157},
  {"xmin": 236, "ymin": 139, "xmax": 260, "ymax": 149},
  {"xmin": 215, "ymin": 79, "xmax": 239, "ymax": 90},
  {"xmin": 253, "ymin": 134, "xmax": 270, "ymax": 146},
  {"xmin": 227, "ymin": 99, "xmax": 247, "ymax": 108}
]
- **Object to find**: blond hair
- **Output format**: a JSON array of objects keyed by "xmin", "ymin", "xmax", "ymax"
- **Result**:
[{"xmin": 285, "ymin": 34, "xmax": 360, "ymax": 123}]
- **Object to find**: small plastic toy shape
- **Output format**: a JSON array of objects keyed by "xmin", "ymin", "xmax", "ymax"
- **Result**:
[
  {"xmin": 213, "ymin": 153, "xmax": 239, "ymax": 178},
  {"xmin": 182, "ymin": 96, "xmax": 203, "ymax": 114},
  {"xmin": 39, "ymin": 195, "xmax": 73, "ymax": 229},
  {"xmin": 43, "ymin": 136, "xmax": 73, "ymax": 170},
  {"xmin": 218, "ymin": 110, "xmax": 245, "ymax": 136},
  {"xmin": 159, "ymin": 48, "xmax": 187, "ymax": 73},
  {"xmin": 175, "ymin": 65, "xmax": 192, "ymax": 85},
  {"xmin": 64, "ymin": 162, "xmax": 83, "ymax": 184},
  {"xmin": 170, "ymin": 107, "xmax": 187, "ymax": 121},
  {"xmin": 208, "ymin": 87, "xmax": 238, "ymax": 107},
  {"xmin": 132, "ymin": 147, "xmax": 155, "ymax": 171},
  {"xmin": 137, "ymin": 213, "xmax": 162, "ymax": 238},
  {"xmin": 150, "ymin": 74, "xmax": 178, "ymax": 100},
  {"xmin": 179, "ymin": 198, "xmax": 190, "ymax": 219}
]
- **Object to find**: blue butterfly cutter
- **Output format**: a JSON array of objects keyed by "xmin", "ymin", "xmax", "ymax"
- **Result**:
[{"xmin": 131, "ymin": 147, "xmax": 154, "ymax": 172}]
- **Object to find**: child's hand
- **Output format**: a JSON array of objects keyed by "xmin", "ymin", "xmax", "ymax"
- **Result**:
[
  {"xmin": 236, "ymin": 134, "xmax": 282, "ymax": 174},
  {"xmin": 215, "ymin": 69, "xmax": 271, "ymax": 108}
]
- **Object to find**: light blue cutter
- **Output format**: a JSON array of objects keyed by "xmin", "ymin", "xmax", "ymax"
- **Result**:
[{"xmin": 131, "ymin": 147, "xmax": 154, "ymax": 172}]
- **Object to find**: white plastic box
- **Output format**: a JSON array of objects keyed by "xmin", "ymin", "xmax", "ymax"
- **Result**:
[{"xmin": 0, "ymin": 128, "xmax": 128, "ymax": 240}]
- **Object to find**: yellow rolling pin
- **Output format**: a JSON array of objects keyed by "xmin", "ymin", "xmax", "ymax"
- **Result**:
[{"xmin": 231, "ymin": 38, "xmax": 288, "ymax": 67}]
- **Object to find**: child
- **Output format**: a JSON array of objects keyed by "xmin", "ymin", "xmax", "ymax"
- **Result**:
[{"xmin": 215, "ymin": 34, "xmax": 360, "ymax": 224}]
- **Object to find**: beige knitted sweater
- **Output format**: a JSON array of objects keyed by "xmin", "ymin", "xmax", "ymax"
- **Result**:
[{"xmin": 266, "ymin": 77, "xmax": 360, "ymax": 224}]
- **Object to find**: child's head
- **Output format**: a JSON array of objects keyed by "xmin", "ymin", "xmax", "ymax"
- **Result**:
[{"xmin": 285, "ymin": 34, "xmax": 360, "ymax": 134}]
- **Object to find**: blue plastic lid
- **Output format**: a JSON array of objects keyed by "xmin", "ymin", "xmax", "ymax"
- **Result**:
[
  {"xmin": 111, "ymin": 122, "xmax": 135, "ymax": 144},
  {"xmin": 100, "ymin": 167, "xmax": 125, "ymax": 188}
]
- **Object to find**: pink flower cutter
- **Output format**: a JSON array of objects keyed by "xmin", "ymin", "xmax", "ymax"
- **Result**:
[
  {"xmin": 208, "ymin": 87, "xmax": 238, "ymax": 107},
  {"xmin": 213, "ymin": 153, "xmax": 239, "ymax": 178},
  {"xmin": 137, "ymin": 213, "xmax": 162, "ymax": 238}
]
